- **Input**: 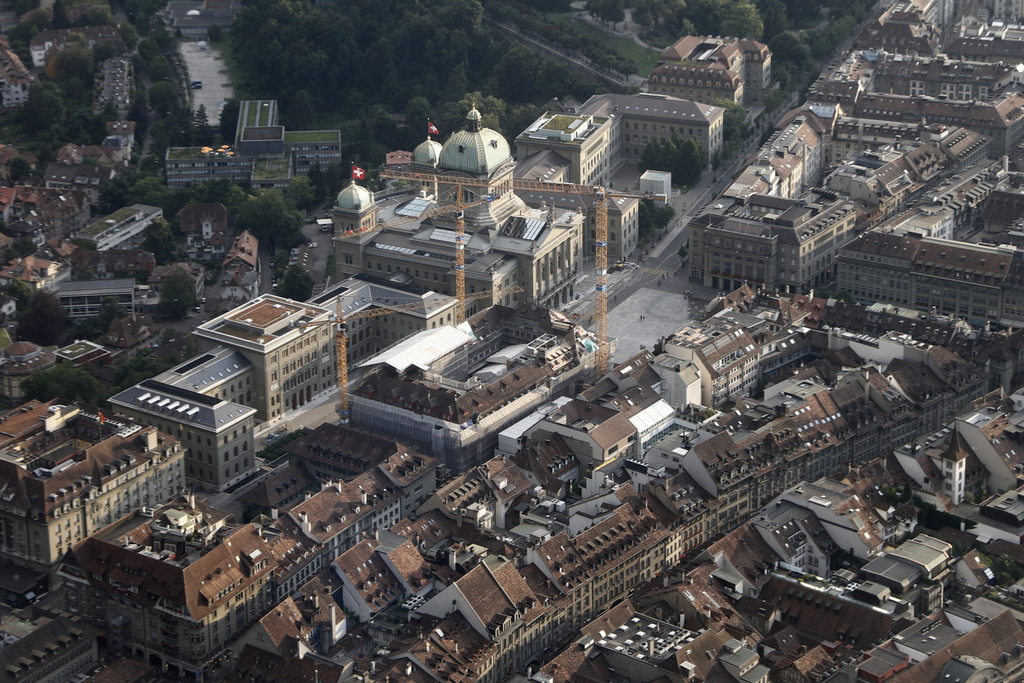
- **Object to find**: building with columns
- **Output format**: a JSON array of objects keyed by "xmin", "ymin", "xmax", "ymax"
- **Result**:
[{"xmin": 333, "ymin": 107, "xmax": 584, "ymax": 311}]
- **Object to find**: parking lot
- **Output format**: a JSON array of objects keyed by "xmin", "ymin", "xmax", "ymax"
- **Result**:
[{"xmin": 178, "ymin": 41, "xmax": 234, "ymax": 128}]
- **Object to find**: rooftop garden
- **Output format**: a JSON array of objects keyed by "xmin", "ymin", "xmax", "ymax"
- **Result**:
[
  {"xmin": 252, "ymin": 157, "xmax": 290, "ymax": 180},
  {"xmin": 284, "ymin": 131, "xmax": 340, "ymax": 143},
  {"xmin": 541, "ymin": 114, "xmax": 586, "ymax": 132},
  {"xmin": 167, "ymin": 147, "xmax": 204, "ymax": 160},
  {"xmin": 81, "ymin": 207, "xmax": 140, "ymax": 236}
]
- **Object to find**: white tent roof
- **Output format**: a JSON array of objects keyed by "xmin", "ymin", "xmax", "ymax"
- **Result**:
[
  {"xmin": 364, "ymin": 326, "xmax": 475, "ymax": 373},
  {"xmin": 628, "ymin": 399, "xmax": 675, "ymax": 434}
]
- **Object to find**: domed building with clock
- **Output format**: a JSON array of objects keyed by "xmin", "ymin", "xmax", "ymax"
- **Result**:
[{"xmin": 332, "ymin": 106, "xmax": 584, "ymax": 315}]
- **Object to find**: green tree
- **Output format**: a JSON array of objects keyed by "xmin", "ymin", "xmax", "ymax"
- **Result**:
[
  {"xmin": 637, "ymin": 198, "xmax": 675, "ymax": 242},
  {"xmin": 277, "ymin": 264, "xmax": 314, "ymax": 301},
  {"xmin": 17, "ymin": 291, "xmax": 67, "ymax": 346},
  {"xmin": 137, "ymin": 38, "xmax": 161, "ymax": 63},
  {"xmin": 765, "ymin": 87, "xmax": 786, "ymax": 112},
  {"xmin": 142, "ymin": 217, "xmax": 178, "ymax": 265},
  {"xmin": 236, "ymin": 189, "xmax": 304, "ymax": 249},
  {"xmin": 78, "ymin": 266, "xmax": 96, "ymax": 280},
  {"xmin": 207, "ymin": 24, "xmax": 222, "ymax": 42},
  {"xmin": 286, "ymin": 89, "xmax": 316, "ymax": 131},
  {"xmin": 158, "ymin": 266, "xmax": 198, "ymax": 319},
  {"xmin": 191, "ymin": 104, "xmax": 213, "ymax": 146},
  {"xmin": 219, "ymin": 99, "xmax": 240, "ymax": 143},
  {"xmin": 5, "ymin": 281, "xmax": 33, "ymax": 311},
  {"xmin": 589, "ymin": 0, "xmax": 626, "ymax": 23},
  {"xmin": 711, "ymin": 99, "xmax": 750, "ymax": 155},
  {"xmin": 721, "ymin": 0, "xmax": 763, "ymax": 39},
  {"xmin": 148, "ymin": 81, "xmax": 178, "ymax": 115},
  {"xmin": 53, "ymin": 37, "xmax": 94, "ymax": 87},
  {"xmin": 22, "ymin": 365, "xmax": 105, "ymax": 404},
  {"xmin": 52, "ymin": 0, "xmax": 71, "ymax": 29},
  {"xmin": 8, "ymin": 156, "xmax": 31, "ymax": 182},
  {"xmin": 96, "ymin": 295, "xmax": 128, "ymax": 330},
  {"xmin": 148, "ymin": 54, "xmax": 172, "ymax": 81},
  {"xmin": 92, "ymin": 41, "xmax": 116, "ymax": 64},
  {"xmin": 287, "ymin": 176, "xmax": 316, "ymax": 210},
  {"xmin": 21, "ymin": 82, "xmax": 65, "ymax": 135},
  {"xmin": 759, "ymin": 0, "xmax": 789, "ymax": 42},
  {"xmin": 11, "ymin": 237, "xmax": 35, "ymax": 258},
  {"xmin": 274, "ymin": 251, "xmax": 289, "ymax": 276},
  {"xmin": 490, "ymin": 44, "xmax": 539, "ymax": 101},
  {"xmin": 117, "ymin": 23, "xmax": 139, "ymax": 51}
]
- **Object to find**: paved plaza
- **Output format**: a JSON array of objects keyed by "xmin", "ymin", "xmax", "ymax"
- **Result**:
[
  {"xmin": 607, "ymin": 287, "xmax": 702, "ymax": 362},
  {"xmin": 179, "ymin": 42, "xmax": 234, "ymax": 123}
]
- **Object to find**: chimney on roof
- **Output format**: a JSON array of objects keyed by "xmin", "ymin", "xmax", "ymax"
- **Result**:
[
  {"xmin": 271, "ymin": 507, "xmax": 279, "ymax": 520},
  {"xmin": 361, "ymin": 490, "xmax": 368, "ymax": 506},
  {"xmin": 299, "ymin": 511, "xmax": 311, "ymax": 534}
]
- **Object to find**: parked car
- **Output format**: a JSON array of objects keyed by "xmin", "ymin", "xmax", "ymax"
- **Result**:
[{"xmin": 191, "ymin": 81, "xmax": 202, "ymax": 89}]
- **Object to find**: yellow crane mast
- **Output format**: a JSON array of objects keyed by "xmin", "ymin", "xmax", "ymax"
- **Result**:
[
  {"xmin": 299, "ymin": 287, "xmax": 522, "ymax": 424},
  {"xmin": 379, "ymin": 169, "xmax": 632, "ymax": 376}
]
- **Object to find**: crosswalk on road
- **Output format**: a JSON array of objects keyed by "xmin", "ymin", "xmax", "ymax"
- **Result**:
[{"xmin": 639, "ymin": 266, "xmax": 672, "ymax": 277}]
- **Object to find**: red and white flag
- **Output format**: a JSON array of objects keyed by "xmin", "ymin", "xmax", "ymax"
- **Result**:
[
  {"xmin": 352, "ymin": 166, "xmax": 365, "ymax": 180},
  {"xmin": 428, "ymin": 120, "xmax": 439, "ymax": 135}
]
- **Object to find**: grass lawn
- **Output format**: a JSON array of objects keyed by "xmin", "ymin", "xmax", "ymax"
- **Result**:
[
  {"xmin": 284, "ymin": 131, "xmax": 340, "ymax": 143},
  {"xmin": 216, "ymin": 34, "xmax": 253, "ymax": 101},
  {"xmin": 548, "ymin": 14, "xmax": 661, "ymax": 77}
]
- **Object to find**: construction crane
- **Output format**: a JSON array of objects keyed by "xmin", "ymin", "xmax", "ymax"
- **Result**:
[
  {"xmin": 297, "ymin": 286, "xmax": 523, "ymax": 424},
  {"xmin": 379, "ymin": 169, "xmax": 628, "ymax": 376},
  {"xmin": 334, "ymin": 185, "xmax": 501, "ymax": 324}
]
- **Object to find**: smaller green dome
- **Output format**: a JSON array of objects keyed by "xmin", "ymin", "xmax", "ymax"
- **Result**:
[
  {"xmin": 467, "ymin": 106, "xmax": 482, "ymax": 122},
  {"xmin": 413, "ymin": 138, "xmax": 443, "ymax": 165},
  {"xmin": 337, "ymin": 182, "xmax": 372, "ymax": 211}
]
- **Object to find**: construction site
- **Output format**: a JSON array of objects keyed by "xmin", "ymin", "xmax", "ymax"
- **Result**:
[{"xmin": 349, "ymin": 304, "xmax": 601, "ymax": 472}]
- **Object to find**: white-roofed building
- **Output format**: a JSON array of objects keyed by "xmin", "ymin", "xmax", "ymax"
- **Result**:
[
  {"xmin": 362, "ymin": 325, "xmax": 476, "ymax": 376},
  {"xmin": 628, "ymin": 398, "xmax": 676, "ymax": 451}
]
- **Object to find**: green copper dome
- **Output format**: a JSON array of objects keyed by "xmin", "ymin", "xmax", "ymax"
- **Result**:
[
  {"xmin": 438, "ymin": 107, "xmax": 512, "ymax": 176},
  {"xmin": 336, "ymin": 181, "xmax": 372, "ymax": 211},
  {"xmin": 413, "ymin": 138, "xmax": 443, "ymax": 165}
]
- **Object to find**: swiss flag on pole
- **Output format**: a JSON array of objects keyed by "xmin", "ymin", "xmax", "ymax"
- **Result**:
[
  {"xmin": 428, "ymin": 120, "xmax": 440, "ymax": 135},
  {"xmin": 352, "ymin": 166, "xmax": 365, "ymax": 180}
]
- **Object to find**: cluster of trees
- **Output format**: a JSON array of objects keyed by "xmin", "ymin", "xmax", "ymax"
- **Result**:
[
  {"xmin": 637, "ymin": 198, "xmax": 675, "ymax": 244},
  {"xmin": 277, "ymin": 265, "xmax": 315, "ymax": 301},
  {"xmin": 228, "ymin": 0, "xmax": 597, "ymax": 166},
  {"xmin": 588, "ymin": 0, "xmax": 763, "ymax": 44},
  {"xmin": 21, "ymin": 328, "xmax": 199, "ymax": 406},
  {"xmin": 640, "ymin": 134, "xmax": 704, "ymax": 185},
  {"xmin": 485, "ymin": 0, "xmax": 637, "ymax": 74},
  {"xmin": 711, "ymin": 98, "xmax": 752, "ymax": 162}
]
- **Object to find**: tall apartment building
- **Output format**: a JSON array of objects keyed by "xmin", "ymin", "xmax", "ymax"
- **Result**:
[
  {"xmin": 661, "ymin": 317, "xmax": 761, "ymax": 407},
  {"xmin": 688, "ymin": 191, "xmax": 858, "ymax": 293},
  {"xmin": 0, "ymin": 401, "xmax": 184, "ymax": 581},
  {"xmin": 836, "ymin": 232, "xmax": 1024, "ymax": 325},
  {"xmin": 109, "ymin": 347, "xmax": 258, "ymax": 493},
  {"xmin": 61, "ymin": 501, "xmax": 275, "ymax": 679},
  {"xmin": 0, "ymin": 36, "xmax": 33, "ymax": 108},
  {"xmin": 870, "ymin": 53, "xmax": 1018, "ymax": 101},
  {"xmin": 192, "ymin": 295, "xmax": 336, "ymax": 421},
  {"xmin": 578, "ymin": 92, "xmax": 725, "ymax": 163},
  {"xmin": 515, "ymin": 111, "xmax": 617, "ymax": 187},
  {"xmin": 645, "ymin": 35, "xmax": 773, "ymax": 105}
]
